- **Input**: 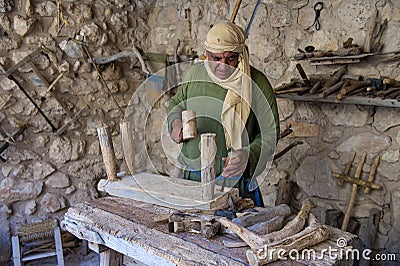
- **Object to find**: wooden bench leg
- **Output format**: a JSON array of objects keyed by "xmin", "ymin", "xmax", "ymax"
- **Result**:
[
  {"xmin": 53, "ymin": 226, "xmax": 64, "ymax": 266},
  {"xmin": 82, "ymin": 240, "xmax": 89, "ymax": 256},
  {"xmin": 11, "ymin": 235, "xmax": 22, "ymax": 266},
  {"xmin": 100, "ymin": 249, "xmax": 123, "ymax": 266}
]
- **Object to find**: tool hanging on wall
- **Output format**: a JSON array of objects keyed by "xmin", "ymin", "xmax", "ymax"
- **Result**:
[
  {"xmin": 331, "ymin": 152, "xmax": 382, "ymax": 232},
  {"xmin": 0, "ymin": 47, "xmax": 86, "ymax": 135},
  {"xmin": 0, "ymin": 49, "xmax": 56, "ymax": 132},
  {"xmin": 77, "ymin": 39, "xmax": 124, "ymax": 116},
  {"xmin": 306, "ymin": 2, "xmax": 323, "ymax": 31}
]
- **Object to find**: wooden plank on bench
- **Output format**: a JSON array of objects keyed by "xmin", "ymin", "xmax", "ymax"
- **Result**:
[{"xmin": 97, "ymin": 172, "xmax": 238, "ymax": 210}]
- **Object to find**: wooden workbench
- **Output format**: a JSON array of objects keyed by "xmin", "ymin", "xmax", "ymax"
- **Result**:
[{"xmin": 61, "ymin": 196, "xmax": 360, "ymax": 266}]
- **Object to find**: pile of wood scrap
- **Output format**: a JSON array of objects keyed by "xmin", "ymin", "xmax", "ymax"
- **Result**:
[
  {"xmin": 275, "ymin": 65, "xmax": 400, "ymax": 102},
  {"xmin": 158, "ymin": 197, "xmax": 332, "ymax": 265},
  {"xmin": 218, "ymin": 199, "xmax": 330, "ymax": 265}
]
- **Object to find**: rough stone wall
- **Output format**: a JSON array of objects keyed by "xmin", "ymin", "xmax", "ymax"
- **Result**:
[
  {"xmin": 1, "ymin": 0, "xmax": 400, "ymax": 263},
  {"xmin": 0, "ymin": 0, "xmax": 154, "ymax": 262}
]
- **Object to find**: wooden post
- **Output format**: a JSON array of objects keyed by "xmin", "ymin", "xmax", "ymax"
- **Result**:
[
  {"xmin": 120, "ymin": 121, "xmax": 135, "ymax": 175},
  {"xmin": 99, "ymin": 249, "xmax": 123, "ymax": 266},
  {"xmin": 201, "ymin": 133, "xmax": 216, "ymax": 201},
  {"xmin": 97, "ymin": 126, "xmax": 118, "ymax": 182},
  {"xmin": 182, "ymin": 110, "xmax": 197, "ymax": 140}
]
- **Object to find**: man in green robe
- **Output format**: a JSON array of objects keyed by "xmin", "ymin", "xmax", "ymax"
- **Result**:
[{"xmin": 167, "ymin": 22, "xmax": 279, "ymax": 206}]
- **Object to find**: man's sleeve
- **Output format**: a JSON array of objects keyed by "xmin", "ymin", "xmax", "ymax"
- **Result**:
[
  {"xmin": 167, "ymin": 79, "xmax": 188, "ymax": 134},
  {"xmin": 247, "ymin": 72, "xmax": 280, "ymax": 178}
]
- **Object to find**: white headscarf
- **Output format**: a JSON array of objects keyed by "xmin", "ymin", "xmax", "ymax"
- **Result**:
[{"xmin": 204, "ymin": 22, "xmax": 252, "ymax": 150}]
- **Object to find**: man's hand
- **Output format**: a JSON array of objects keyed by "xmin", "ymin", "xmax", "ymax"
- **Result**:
[
  {"xmin": 171, "ymin": 119, "xmax": 183, "ymax": 143},
  {"xmin": 221, "ymin": 149, "xmax": 249, "ymax": 178}
]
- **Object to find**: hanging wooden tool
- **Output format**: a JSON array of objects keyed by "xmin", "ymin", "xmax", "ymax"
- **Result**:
[
  {"xmin": 80, "ymin": 40, "xmax": 124, "ymax": 116},
  {"xmin": 0, "ymin": 47, "xmax": 85, "ymax": 135},
  {"xmin": 331, "ymin": 152, "xmax": 382, "ymax": 231}
]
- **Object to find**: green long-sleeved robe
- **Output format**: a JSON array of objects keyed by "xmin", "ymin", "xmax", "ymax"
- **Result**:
[{"xmin": 167, "ymin": 62, "xmax": 279, "ymax": 199}]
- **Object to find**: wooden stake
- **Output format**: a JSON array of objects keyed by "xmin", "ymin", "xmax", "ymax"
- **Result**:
[
  {"xmin": 97, "ymin": 126, "xmax": 118, "ymax": 182},
  {"xmin": 341, "ymin": 152, "xmax": 367, "ymax": 231},
  {"xmin": 120, "ymin": 121, "xmax": 135, "ymax": 175},
  {"xmin": 182, "ymin": 110, "xmax": 197, "ymax": 140},
  {"xmin": 201, "ymin": 133, "xmax": 217, "ymax": 201}
]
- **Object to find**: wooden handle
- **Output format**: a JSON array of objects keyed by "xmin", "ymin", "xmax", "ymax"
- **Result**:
[{"xmin": 230, "ymin": 0, "xmax": 242, "ymax": 23}]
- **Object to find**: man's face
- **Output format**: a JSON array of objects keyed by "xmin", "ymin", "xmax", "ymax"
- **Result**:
[{"xmin": 206, "ymin": 51, "xmax": 239, "ymax": 80}]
